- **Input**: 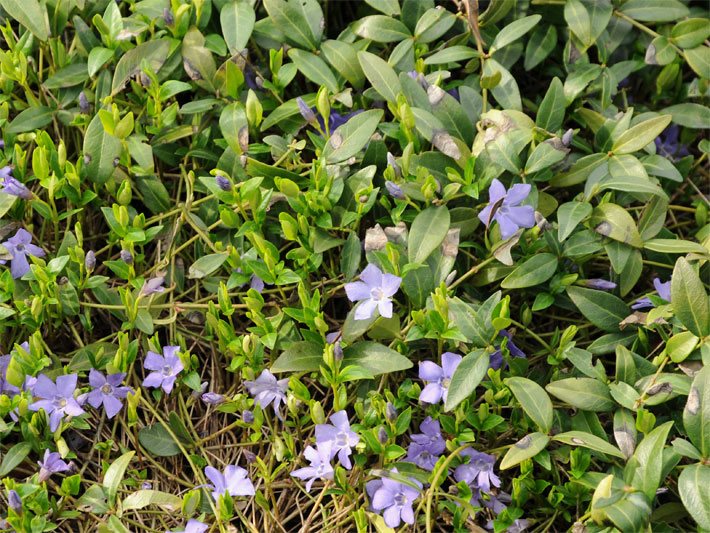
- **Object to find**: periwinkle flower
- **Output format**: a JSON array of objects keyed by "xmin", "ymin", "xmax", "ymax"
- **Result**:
[
  {"xmin": 120, "ymin": 249, "xmax": 133, "ymax": 264},
  {"xmin": 85, "ymin": 250, "xmax": 96, "ymax": 272},
  {"xmin": 296, "ymin": 97, "xmax": 317, "ymax": 123},
  {"xmin": 78, "ymin": 91, "xmax": 90, "ymax": 113},
  {"xmin": 489, "ymin": 330, "xmax": 526, "ymax": 371},
  {"xmin": 419, "ymin": 352, "xmax": 462, "ymax": 405},
  {"xmin": 655, "ymin": 125, "xmax": 689, "ymax": 161},
  {"xmin": 201, "ymin": 392, "xmax": 225, "ymax": 405},
  {"xmin": 315, "ymin": 410, "xmax": 360, "ymax": 470},
  {"xmin": 142, "ymin": 346, "xmax": 183, "ymax": 394},
  {"xmin": 204, "ymin": 464, "xmax": 255, "ymax": 501},
  {"xmin": 249, "ymin": 274, "xmax": 265, "ymax": 293},
  {"xmin": 8, "ymin": 489, "xmax": 21, "ymax": 512},
  {"xmin": 242, "ymin": 409, "xmax": 254, "ymax": 423},
  {"xmin": 478, "ymin": 179, "xmax": 535, "ymax": 240},
  {"xmin": 169, "ymin": 519, "xmax": 208, "ymax": 533},
  {"xmin": 385, "ymin": 180, "xmax": 405, "ymax": 199},
  {"xmin": 454, "ymin": 449, "xmax": 500, "ymax": 493},
  {"xmin": 406, "ymin": 417, "xmax": 446, "ymax": 471},
  {"xmin": 325, "ymin": 331, "xmax": 343, "ymax": 360},
  {"xmin": 483, "ymin": 490, "xmax": 511, "ymax": 515},
  {"xmin": 0, "ymin": 353, "xmax": 20, "ymax": 397},
  {"xmin": 582, "ymin": 279, "xmax": 617, "ymax": 291},
  {"xmin": 1, "ymin": 229, "xmax": 45, "ymax": 279},
  {"xmin": 344, "ymin": 264, "xmax": 402, "ymax": 321},
  {"xmin": 368, "ymin": 469, "xmax": 422, "ymax": 528},
  {"xmin": 290, "ymin": 441, "xmax": 334, "ymax": 491},
  {"xmin": 86, "ymin": 369, "xmax": 132, "ymax": 419},
  {"xmin": 215, "ymin": 175, "xmax": 232, "ymax": 191},
  {"xmin": 29, "ymin": 374, "xmax": 85, "ymax": 432},
  {"xmin": 632, "ymin": 277, "xmax": 671, "ymax": 310},
  {"xmin": 386, "ymin": 152, "xmax": 401, "ymax": 177},
  {"xmin": 141, "ymin": 276, "xmax": 165, "ymax": 296},
  {"xmin": 244, "ymin": 369, "xmax": 288, "ymax": 419},
  {"xmin": 0, "ymin": 169, "xmax": 32, "ymax": 199},
  {"xmin": 37, "ymin": 449, "xmax": 71, "ymax": 482}
]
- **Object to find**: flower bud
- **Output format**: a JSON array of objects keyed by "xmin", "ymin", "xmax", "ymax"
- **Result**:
[
  {"xmin": 377, "ymin": 426, "xmax": 389, "ymax": 444},
  {"xmin": 78, "ymin": 92, "xmax": 90, "ymax": 114},
  {"xmin": 385, "ymin": 180, "xmax": 405, "ymax": 199},
  {"xmin": 385, "ymin": 402, "xmax": 397, "ymax": 422},
  {"xmin": 216, "ymin": 175, "xmax": 232, "ymax": 191},
  {"xmin": 562, "ymin": 128, "xmax": 574, "ymax": 146},
  {"xmin": 120, "ymin": 250, "xmax": 133, "ymax": 264},
  {"xmin": 242, "ymin": 410, "xmax": 254, "ymax": 424},
  {"xmin": 296, "ymin": 97, "xmax": 316, "ymax": 123},
  {"xmin": 8, "ymin": 489, "xmax": 21, "ymax": 513}
]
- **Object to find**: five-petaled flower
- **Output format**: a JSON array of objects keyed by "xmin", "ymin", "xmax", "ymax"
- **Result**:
[
  {"xmin": 142, "ymin": 346, "xmax": 183, "ymax": 394},
  {"xmin": 454, "ymin": 448, "xmax": 501, "ymax": 493},
  {"xmin": 344, "ymin": 264, "xmax": 402, "ymax": 321},
  {"xmin": 489, "ymin": 330, "xmax": 527, "ymax": 371},
  {"xmin": 170, "ymin": 519, "xmax": 209, "ymax": 533},
  {"xmin": 632, "ymin": 277, "xmax": 671, "ymax": 310},
  {"xmin": 1, "ymin": 229, "xmax": 45, "ymax": 279},
  {"xmin": 37, "ymin": 449, "xmax": 71, "ymax": 482},
  {"xmin": 406, "ymin": 417, "xmax": 446, "ymax": 471},
  {"xmin": 141, "ymin": 276, "xmax": 165, "ymax": 296},
  {"xmin": 29, "ymin": 374, "xmax": 85, "ymax": 432},
  {"xmin": 290, "ymin": 441, "xmax": 334, "ymax": 491},
  {"xmin": 87, "ymin": 369, "xmax": 132, "ymax": 419},
  {"xmin": 315, "ymin": 410, "xmax": 360, "ymax": 470},
  {"xmin": 0, "ymin": 167, "xmax": 32, "ymax": 199},
  {"xmin": 419, "ymin": 352, "xmax": 462, "ymax": 405},
  {"xmin": 478, "ymin": 179, "xmax": 535, "ymax": 240},
  {"xmin": 244, "ymin": 369, "xmax": 289, "ymax": 419},
  {"xmin": 204, "ymin": 464, "xmax": 255, "ymax": 501},
  {"xmin": 367, "ymin": 469, "xmax": 422, "ymax": 529}
]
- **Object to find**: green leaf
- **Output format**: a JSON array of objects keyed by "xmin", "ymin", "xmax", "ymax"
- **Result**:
[
  {"xmin": 44, "ymin": 63, "xmax": 89, "ymax": 89},
  {"xmin": 620, "ymin": 0, "xmax": 689, "ymax": 22},
  {"xmin": 536, "ymin": 77, "xmax": 566, "ymax": 132},
  {"xmin": 271, "ymin": 341, "xmax": 323, "ymax": 373},
  {"xmin": 187, "ymin": 253, "xmax": 229, "ymax": 279},
  {"xmin": 629, "ymin": 421, "xmax": 673, "ymax": 501},
  {"xmin": 501, "ymin": 253, "xmax": 558, "ymax": 289},
  {"xmin": 684, "ymin": 359, "xmax": 710, "ymax": 457},
  {"xmin": 644, "ymin": 239, "xmax": 708, "ymax": 255},
  {"xmin": 219, "ymin": 103, "xmax": 248, "ymax": 154},
  {"xmin": 564, "ymin": 0, "xmax": 593, "ymax": 48},
  {"xmin": 342, "ymin": 341, "xmax": 412, "ymax": 376},
  {"xmin": 612, "ymin": 115, "xmax": 673, "ymax": 155},
  {"xmin": 598, "ymin": 175, "xmax": 668, "ymax": 199},
  {"xmin": 122, "ymin": 490, "xmax": 182, "ymax": 512},
  {"xmin": 500, "ymin": 432, "xmax": 550, "ymax": 470},
  {"xmin": 553, "ymin": 431, "xmax": 625, "ymax": 459},
  {"xmin": 483, "ymin": 58, "xmax": 521, "ymax": 111},
  {"xmin": 642, "ymin": 154, "xmax": 682, "ymax": 182},
  {"xmin": 551, "ymin": 152, "xmax": 607, "ymax": 187},
  {"xmin": 0, "ymin": 0, "xmax": 49, "ymax": 41},
  {"xmin": 414, "ymin": 7, "xmax": 456, "ymax": 44},
  {"xmin": 672, "ymin": 18, "xmax": 710, "ymax": 49},
  {"xmin": 138, "ymin": 424, "xmax": 181, "ymax": 457},
  {"xmin": 408, "ymin": 206, "xmax": 450, "ymax": 264},
  {"xmin": 525, "ymin": 24, "xmax": 557, "ymax": 71},
  {"xmin": 590, "ymin": 203, "xmax": 643, "ymax": 248},
  {"xmin": 358, "ymin": 51, "xmax": 402, "ymax": 103},
  {"xmin": 445, "ymin": 349, "xmax": 488, "ymax": 411},
  {"xmin": 112, "ymin": 39, "xmax": 172, "ymax": 95},
  {"xmin": 321, "ymin": 40, "xmax": 365, "ymax": 88},
  {"xmin": 82, "ymin": 113, "xmax": 122, "ymax": 185},
  {"xmin": 103, "ymin": 451, "xmax": 134, "ymax": 507},
  {"xmin": 663, "ymin": 103, "xmax": 710, "ymax": 129},
  {"xmin": 566, "ymin": 286, "xmax": 630, "ymax": 332},
  {"xmin": 0, "ymin": 442, "xmax": 31, "ymax": 477},
  {"xmin": 6, "ymin": 106, "xmax": 53, "ymax": 134},
  {"xmin": 262, "ymin": 0, "xmax": 322, "ymax": 50},
  {"xmin": 448, "ymin": 292, "xmax": 500, "ymax": 348},
  {"xmin": 136, "ymin": 176, "xmax": 170, "ymax": 215},
  {"xmin": 288, "ymin": 49, "xmax": 339, "ymax": 94},
  {"xmin": 424, "ymin": 46, "xmax": 480, "ymax": 65},
  {"xmin": 364, "ymin": 0, "xmax": 400, "ymax": 16},
  {"xmin": 506, "ymin": 377, "xmax": 553, "ymax": 433},
  {"xmin": 683, "ymin": 45, "xmax": 710, "ymax": 79},
  {"xmin": 546, "ymin": 377, "xmax": 615, "ymax": 411},
  {"xmin": 525, "ymin": 141, "xmax": 567, "ymax": 174},
  {"xmin": 678, "ymin": 464, "xmax": 710, "ymax": 530},
  {"xmin": 353, "ymin": 15, "xmax": 411, "ymax": 42},
  {"xmin": 88, "ymin": 47, "xmax": 114, "ymax": 78},
  {"xmin": 558, "ymin": 201, "xmax": 592, "ymax": 242},
  {"xmin": 221, "ymin": 0, "xmax": 255, "ymax": 54},
  {"xmin": 322, "ymin": 109, "xmax": 383, "ymax": 164},
  {"xmin": 671, "ymin": 258, "xmax": 710, "ymax": 338},
  {"xmin": 490, "ymin": 15, "xmax": 541, "ymax": 52}
]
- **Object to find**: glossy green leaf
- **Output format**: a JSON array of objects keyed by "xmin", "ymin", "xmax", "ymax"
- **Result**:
[
  {"xmin": 82, "ymin": 113, "xmax": 121, "ymax": 185},
  {"xmin": 590, "ymin": 203, "xmax": 643, "ymax": 248},
  {"xmin": 0, "ymin": 0, "xmax": 49, "ymax": 41},
  {"xmin": 122, "ymin": 490, "xmax": 182, "ymax": 512},
  {"xmin": 628, "ymin": 421, "xmax": 673, "ymax": 501},
  {"xmin": 490, "ymin": 15, "xmax": 541, "ymax": 52},
  {"xmin": 612, "ymin": 115, "xmax": 673, "ymax": 155},
  {"xmin": 558, "ymin": 201, "xmax": 592, "ymax": 242},
  {"xmin": 322, "ymin": 109, "xmax": 383, "ymax": 163},
  {"xmin": 288, "ymin": 49, "xmax": 339, "ymax": 94},
  {"xmin": 112, "ymin": 39, "xmax": 172, "ymax": 95},
  {"xmin": 103, "ymin": 451, "xmax": 134, "ymax": 506},
  {"xmin": 321, "ymin": 40, "xmax": 365, "ymax": 88},
  {"xmin": 138, "ymin": 424, "xmax": 181, "ymax": 457},
  {"xmin": 663, "ymin": 103, "xmax": 710, "ymax": 129},
  {"xmin": 566, "ymin": 286, "xmax": 630, "ymax": 332},
  {"xmin": 546, "ymin": 377, "xmax": 615, "ymax": 411},
  {"xmin": 353, "ymin": 15, "xmax": 411, "ymax": 42},
  {"xmin": 0, "ymin": 442, "xmax": 31, "ymax": 477},
  {"xmin": 678, "ymin": 464, "xmax": 710, "ymax": 530},
  {"xmin": 553, "ymin": 431, "xmax": 625, "ymax": 459},
  {"xmin": 683, "ymin": 359, "xmax": 710, "ymax": 457},
  {"xmin": 620, "ymin": 0, "xmax": 689, "ymax": 22},
  {"xmin": 536, "ymin": 77, "xmax": 566, "ymax": 132},
  {"xmin": 445, "ymin": 349, "xmax": 489, "ymax": 411},
  {"xmin": 187, "ymin": 252, "xmax": 229, "ymax": 279},
  {"xmin": 500, "ymin": 432, "xmax": 550, "ymax": 470},
  {"xmin": 408, "ymin": 206, "xmax": 450, "ymax": 264},
  {"xmin": 358, "ymin": 51, "xmax": 402, "ymax": 103},
  {"xmin": 501, "ymin": 253, "xmax": 558, "ymax": 289},
  {"xmin": 342, "ymin": 341, "xmax": 412, "ymax": 376},
  {"xmin": 671, "ymin": 18, "xmax": 710, "ymax": 49},
  {"xmin": 262, "ymin": 0, "xmax": 322, "ymax": 50},
  {"xmin": 671, "ymin": 258, "xmax": 710, "ymax": 338},
  {"xmin": 506, "ymin": 377, "xmax": 553, "ymax": 433},
  {"xmin": 271, "ymin": 341, "xmax": 323, "ymax": 372}
]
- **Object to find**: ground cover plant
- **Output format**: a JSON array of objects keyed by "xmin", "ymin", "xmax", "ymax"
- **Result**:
[{"xmin": 0, "ymin": 0, "xmax": 709, "ymax": 531}]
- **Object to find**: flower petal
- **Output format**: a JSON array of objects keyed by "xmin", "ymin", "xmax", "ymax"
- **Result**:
[
  {"xmin": 418, "ymin": 361, "xmax": 443, "ymax": 382},
  {"xmin": 359, "ymin": 263, "xmax": 383, "ymax": 287},
  {"xmin": 488, "ymin": 179, "xmax": 507, "ymax": 203},
  {"xmin": 441, "ymin": 352, "xmax": 462, "ymax": 377},
  {"xmin": 344, "ymin": 281, "xmax": 371, "ymax": 302},
  {"xmin": 354, "ymin": 299, "xmax": 378, "ymax": 320},
  {"xmin": 505, "ymin": 205, "xmax": 535, "ymax": 228},
  {"xmin": 504, "ymin": 183, "xmax": 531, "ymax": 206},
  {"xmin": 419, "ymin": 383, "xmax": 443, "ymax": 404}
]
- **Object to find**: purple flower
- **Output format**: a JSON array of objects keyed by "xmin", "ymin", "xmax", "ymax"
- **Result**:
[
  {"xmin": 0, "ymin": 169, "xmax": 32, "ymax": 199},
  {"xmin": 344, "ymin": 264, "xmax": 402, "ymax": 320},
  {"xmin": 169, "ymin": 519, "xmax": 209, "ymax": 533},
  {"xmin": 201, "ymin": 392, "xmax": 225, "ymax": 405},
  {"xmin": 216, "ymin": 175, "xmax": 232, "ymax": 191},
  {"xmin": 489, "ymin": 330, "xmax": 526, "ymax": 371},
  {"xmin": 632, "ymin": 277, "xmax": 671, "ymax": 310},
  {"xmin": 85, "ymin": 250, "xmax": 96, "ymax": 271},
  {"xmin": 385, "ymin": 181, "xmax": 405, "ymax": 199},
  {"xmin": 478, "ymin": 179, "xmax": 535, "ymax": 240},
  {"xmin": 142, "ymin": 346, "xmax": 183, "ymax": 394},
  {"xmin": 387, "ymin": 152, "xmax": 401, "ymax": 177},
  {"xmin": 244, "ymin": 369, "xmax": 288, "ymax": 419},
  {"xmin": 582, "ymin": 279, "xmax": 617, "ymax": 291},
  {"xmin": 120, "ymin": 249, "xmax": 133, "ymax": 264},
  {"xmin": 141, "ymin": 276, "xmax": 165, "ymax": 295},
  {"xmin": 483, "ymin": 490, "xmax": 511, "ymax": 515},
  {"xmin": 454, "ymin": 449, "xmax": 500, "ymax": 493},
  {"xmin": 242, "ymin": 409, "xmax": 254, "ymax": 423},
  {"xmin": 204, "ymin": 464, "xmax": 255, "ymax": 501},
  {"xmin": 325, "ymin": 331, "xmax": 343, "ymax": 360},
  {"xmin": 419, "ymin": 352, "xmax": 462, "ymax": 404},
  {"xmin": 296, "ymin": 97, "xmax": 317, "ymax": 123},
  {"xmin": 1, "ymin": 229, "xmax": 45, "ymax": 279},
  {"xmin": 290, "ymin": 441, "xmax": 334, "ymax": 491},
  {"xmin": 37, "ymin": 449, "xmax": 71, "ymax": 482},
  {"xmin": 249, "ymin": 274, "xmax": 265, "ymax": 292},
  {"xmin": 406, "ymin": 417, "xmax": 446, "ymax": 471},
  {"xmin": 8, "ymin": 489, "xmax": 21, "ymax": 512},
  {"xmin": 86, "ymin": 370, "xmax": 132, "ymax": 419},
  {"xmin": 369, "ymin": 468, "xmax": 422, "ymax": 528},
  {"xmin": 0, "ymin": 352, "xmax": 20, "ymax": 397},
  {"xmin": 79, "ymin": 91, "xmax": 90, "ymax": 113},
  {"xmin": 655, "ymin": 125, "xmax": 689, "ymax": 161},
  {"xmin": 29, "ymin": 374, "xmax": 85, "ymax": 432},
  {"xmin": 315, "ymin": 410, "xmax": 360, "ymax": 470}
]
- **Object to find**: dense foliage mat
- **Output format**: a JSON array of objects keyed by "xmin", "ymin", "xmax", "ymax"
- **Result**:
[{"xmin": 0, "ymin": 0, "xmax": 709, "ymax": 531}]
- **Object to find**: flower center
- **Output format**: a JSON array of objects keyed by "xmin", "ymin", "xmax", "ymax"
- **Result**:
[
  {"xmin": 101, "ymin": 384, "xmax": 112, "ymax": 394},
  {"xmin": 15, "ymin": 244, "xmax": 24, "ymax": 252},
  {"xmin": 335, "ymin": 431, "xmax": 349, "ymax": 447},
  {"xmin": 370, "ymin": 287, "xmax": 386, "ymax": 301},
  {"xmin": 54, "ymin": 398, "xmax": 67, "ymax": 408},
  {"xmin": 162, "ymin": 365, "xmax": 173, "ymax": 376},
  {"xmin": 441, "ymin": 378, "xmax": 451, "ymax": 389},
  {"xmin": 394, "ymin": 492, "xmax": 408, "ymax": 507}
]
